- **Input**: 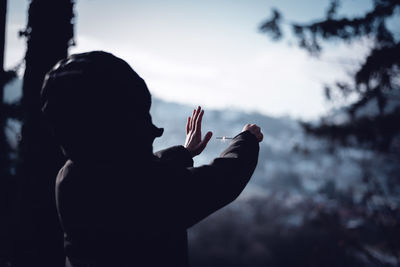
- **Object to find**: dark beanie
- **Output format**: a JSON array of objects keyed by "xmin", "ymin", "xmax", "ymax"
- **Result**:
[{"xmin": 41, "ymin": 51, "xmax": 163, "ymax": 161}]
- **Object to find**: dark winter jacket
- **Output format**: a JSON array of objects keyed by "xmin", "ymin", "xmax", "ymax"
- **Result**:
[{"xmin": 55, "ymin": 130, "xmax": 259, "ymax": 267}]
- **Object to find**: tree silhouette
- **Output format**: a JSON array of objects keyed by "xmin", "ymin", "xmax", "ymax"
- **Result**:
[
  {"xmin": 0, "ymin": 0, "xmax": 19, "ymax": 265},
  {"xmin": 260, "ymin": 0, "xmax": 400, "ymax": 152},
  {"xmin": 12, "ymin": 0, "xmax": 75, "ymax": 266},
  {"xmin": 260, "ymin": 1, "xmax": 400, "ymax": 265}
]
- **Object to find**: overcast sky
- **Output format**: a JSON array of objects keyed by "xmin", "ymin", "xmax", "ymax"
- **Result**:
[{"xmin": 5, "ymin": 0, "xmax": 372, "ymax": 119}]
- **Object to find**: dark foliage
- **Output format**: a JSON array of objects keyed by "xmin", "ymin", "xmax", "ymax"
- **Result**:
[
  {"xmin": 301, "ymin": 107, "xmax": 400, "ymax": 151},
  {"xmin": 260, "ymin": 0, "xmax": 400, "ymax": 152},
  {"xmin": 259, "ymin": 9, "xmax": 282, "ymax": 40},
  {"xmin": 189, "ymin": 145, "xmax": 400, "ymax": 266},
  {"xmin": 259, "ymin": 0, "xmax": 400, "ymax": 266},
  {"xmin": 189, "ymin": 194, "xmax": 378, "ymax": 267}
]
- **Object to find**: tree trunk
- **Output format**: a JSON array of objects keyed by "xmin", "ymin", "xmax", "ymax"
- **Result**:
[
  {"xmin": 0, "ymin": 0, "xmax": 13, "ymax": 264},
  {"xmin": 14, "ymin": 1, "xmax": 74, "ymax": 266}
]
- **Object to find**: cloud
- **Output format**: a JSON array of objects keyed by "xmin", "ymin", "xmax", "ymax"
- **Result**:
[{"xmin": 68, "ymin": 34, "xmax": 368, "ymax": 120}]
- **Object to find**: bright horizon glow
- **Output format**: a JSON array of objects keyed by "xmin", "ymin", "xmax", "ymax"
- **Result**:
[{"xmin": 5, "ymin": 0, "xmax": 371, "ymax": 120}]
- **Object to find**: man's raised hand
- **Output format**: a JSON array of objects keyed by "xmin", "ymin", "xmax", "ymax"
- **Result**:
[
  {"xmin": 242, "ymin": 124, "xmax": 263, "ymax": 142},
  {"xmin": 184, "ymin": 106, "xmax": 213, "ymax": 157}
]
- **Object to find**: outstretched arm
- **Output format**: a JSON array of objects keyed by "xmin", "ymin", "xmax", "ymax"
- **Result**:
[{"xmin": 167, "ymin": 124, "xmax": 263, "ymax": 228}]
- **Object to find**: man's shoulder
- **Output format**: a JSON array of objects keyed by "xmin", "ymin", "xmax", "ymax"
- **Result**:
[
  {"xmin": 56, "ymin": 160, "xmax": 74, "ymax": 185},
  {"xmin": 56, "ymin": 160, "xmax": 95, "ymax": 190}
]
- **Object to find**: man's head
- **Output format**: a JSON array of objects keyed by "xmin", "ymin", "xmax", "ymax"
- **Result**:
[{"xmin": 41, "ymin": 51, "xmax": 163, "ymax": 161}]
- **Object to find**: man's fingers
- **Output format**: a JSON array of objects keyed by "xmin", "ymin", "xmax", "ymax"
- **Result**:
[
  {"xmin": 195, "ymin": 109, "xmax": 204, "ymax": 132},
  {"xmin": 193, "ymin": 106, "xmax": 201, "ymax": 131},
  {"xmin": 241, "ymin": 123, "xmax": 263, "ymax": 142},
  {"xmin": 205, "ymin": 131, "xmax": 213, "ymax": 141},
  {"xmin": 198, "ymin": 131, "xmax": 213, "ymax": 151},
  {"xmin": 251, "ymin": 126, "xmax": 263, "ymax": 142},
  {"xmin": 186, "ymin": 116, "xmax": 191, "ymax": 134},
  {"xmin": 190, "ymin": 108, "xmax": 197, "ymax": 130}
]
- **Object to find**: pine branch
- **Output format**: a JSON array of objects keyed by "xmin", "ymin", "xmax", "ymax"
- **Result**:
[{"xmin": 302, "ymin": 107, "xmax": 400, "ymax": 151}]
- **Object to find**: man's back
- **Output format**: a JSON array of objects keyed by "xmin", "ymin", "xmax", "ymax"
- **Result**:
[{"xmin": 57, "ymin": 158, "xmax": 189, "ymax": 266}]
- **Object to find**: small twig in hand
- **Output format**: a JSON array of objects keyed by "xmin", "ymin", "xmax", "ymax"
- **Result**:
[{"xmin": 216, "ymin": 136, "xmax": 233, "ymax": 141}]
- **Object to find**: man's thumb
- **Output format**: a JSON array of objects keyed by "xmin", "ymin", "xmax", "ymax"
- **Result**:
[{"xmin": 199, "ymin": 131, "xmax": 213, "ymax": 150}]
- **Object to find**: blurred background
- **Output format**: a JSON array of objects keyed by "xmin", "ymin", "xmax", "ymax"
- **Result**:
[{"xmin": 1, "ymin": 0, "xmax": 399, "ymax": 266}]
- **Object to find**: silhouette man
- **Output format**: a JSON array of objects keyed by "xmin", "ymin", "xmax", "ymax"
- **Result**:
[{"xmin": 40, "ymin": 51, "xmax": 262, "ymax": 267}]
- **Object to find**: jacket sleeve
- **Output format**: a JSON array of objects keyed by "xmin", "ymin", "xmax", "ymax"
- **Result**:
[
  {"xmin": 174, "ymin": 130, "xmax": 259, "ymax": 228},
  {"xmin": 154, "ymin": 145, "xmax": 194, "ymax": 168}
]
